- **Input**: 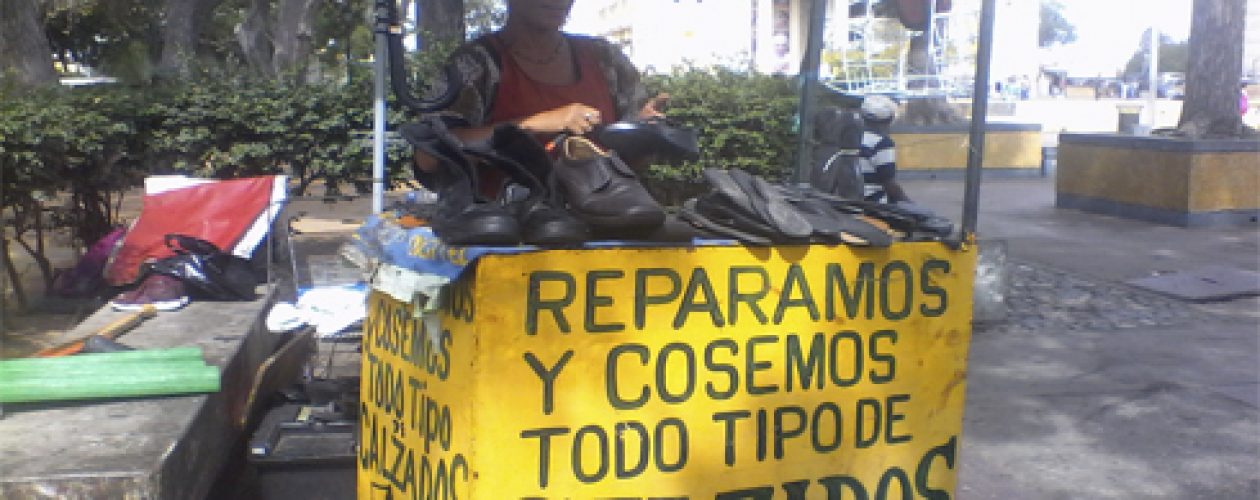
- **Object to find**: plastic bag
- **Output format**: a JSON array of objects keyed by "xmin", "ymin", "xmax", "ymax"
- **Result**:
[
  {"xmin": 149, "ymin": 234, "xmax": 257, "ymax": 300},
  {"xmin": 52, "ymin": 227, "xmax": 127, "ymax": 298}
]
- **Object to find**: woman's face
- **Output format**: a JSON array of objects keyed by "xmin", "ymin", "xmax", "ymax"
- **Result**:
[{"xmin": 508, "ymin": 0, "xmax": 575, "ymax": 31}]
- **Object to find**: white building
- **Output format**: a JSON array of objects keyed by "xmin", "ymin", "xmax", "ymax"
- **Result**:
[
  {"xmin": 1246, "ymin": 0, "xmax": 1260, "ymax": 78},
  {"xmin": 572, "ymin": 0, "xmax": 1038, "ymax": 93},
  {"xmin": 578, "ymin": 0, "xmax": 875, "ymax": 75}
]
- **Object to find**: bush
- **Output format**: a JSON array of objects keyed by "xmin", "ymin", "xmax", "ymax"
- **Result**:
[
  {"xmin": 0, "ymin": 79, "xmax": 418, "ymax": 302},
  {"xmin": 643, "ymin": 67, "xmax": 801, "ymax": 204},
  {"xmin": 139, "ymin": 79, "xmax": 414, "ymax": 194},
  {"xmin": 1, "ymin": 68, "xmax": 809, "ymax": 301},
  {"xmin": 1, "ymin": 85, "xmax": 149, "ymax": 299}
]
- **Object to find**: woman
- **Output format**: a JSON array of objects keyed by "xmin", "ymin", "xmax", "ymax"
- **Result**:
[
  {"xmin": 417, "ymin": 0, "xmax": 666, "ymax": 170},
  {"xmin": 409, "ymin": 0, "xmax": 671, "ymax": 238}
]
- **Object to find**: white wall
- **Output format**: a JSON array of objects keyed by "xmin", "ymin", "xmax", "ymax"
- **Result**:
[
  {"xmin": 1246, "ymin": 0, "xmax": 1260, "ymax": 77},
  {"xmin": 989, "ymin": 0, "xmax": 1040, "ymax": 83}
]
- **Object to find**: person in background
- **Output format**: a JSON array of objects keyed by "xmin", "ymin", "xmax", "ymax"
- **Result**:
[
  {"xmin": 1241, "ymin": 83, "xmax": 1250, "ymax": 118},
  {"xmin": 856, "ymin": 95, "xmax": 912, "ymax": 204},
  {"xmin": 414, "ymin": 0, "xmax": 667, "ymax": 185}
]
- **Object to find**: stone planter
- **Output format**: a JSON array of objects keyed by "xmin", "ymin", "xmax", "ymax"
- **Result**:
[
  {"xmin": 1056, "ymin": 133, "xmax": 1260, "ymax": 227},
  {"xmin": 891, "ymin": 123, "xmax": 1044, "ymax": 178}
]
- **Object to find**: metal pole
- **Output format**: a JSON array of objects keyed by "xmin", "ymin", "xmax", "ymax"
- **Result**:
[
  {"xmin": 1147, "ymin": 23, "xmax": 1160, "ymax": 127},
  {"xmin": 924, "ymin": 0, "xmax": 937, "ymax": 92},
  {"xmin": 1, "ymin": 161, "xmax": 5, "ymax": 419},
  {"xmin": 961, "ymin": 0, "xmax": 996, "ymax": 237},
  {"xmin": 371, "ymin": 2, "xmax": 391, "ymax": 214},
  {"xmin": 793, "ymin": 0, "xmax": 829, "ymax": 185}
]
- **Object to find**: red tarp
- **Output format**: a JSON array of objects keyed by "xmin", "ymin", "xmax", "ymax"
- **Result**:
[{"xmin": 105, "ymin": 176, "xmax": 280, "ymax": 286}]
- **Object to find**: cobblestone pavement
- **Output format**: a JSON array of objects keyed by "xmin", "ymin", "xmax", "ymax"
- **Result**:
[{"xmin": 978, "ymin": 259, "xmax": 1210, "ymax": 335}]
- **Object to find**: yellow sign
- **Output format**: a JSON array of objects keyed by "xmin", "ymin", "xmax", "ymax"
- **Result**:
[{"xmin": 359, "ymin": 243, "xmax": 975, "ymax": 499}]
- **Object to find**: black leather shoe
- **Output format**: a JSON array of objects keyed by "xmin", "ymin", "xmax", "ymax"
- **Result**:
[
  {"xmin": 465, "ymin": 125, "xmax": 590, "ymax": 246},
  {"xmin": 596, "ymin": 118, "xmax": 700, "ymax": 162},
  {"xmin": 553, "ymin": 136, "xmax": 666, "ymax": 232},
  {"xmin": 400, "ymin": 119, "xmax": 521, "ymax": 246}
]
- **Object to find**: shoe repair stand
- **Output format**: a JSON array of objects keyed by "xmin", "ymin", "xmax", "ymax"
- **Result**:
[
  {"xmin": 357, "ymin": 238, "xmax": 976, "ymax": 498},
  {"xmin": 0, "ymin": 291, "xmax": 285, "ymax": 499},
  {"xmin": 352, "ymin": 0, "xmax": 999, "ymax": 495}
]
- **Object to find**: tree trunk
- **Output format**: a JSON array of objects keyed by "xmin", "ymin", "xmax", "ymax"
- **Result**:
[
  {"xmin": 0, "ymin": 0, "xmax": 58, "ymax": 87},
  {"xmin": 236, "ymin": 0, "xmax": 274, "ymax": 76},
  {"xmin": 1176, "ymin": 0, "xmax": 1247, "ymax": 138},
  {"xmin": 419, "ymin": 0, "xmax": 465, "ymax": 47},
  {"xmin": 157, "ymin": 0, "xmax": 225, "ymax": 80},
  {"xmin": 272, "ymin": 0, "xmax": 319, "ymax": 82},
  {"xmin": 900, "ymin": 32, "xmax": 964, "ymax": 126}
]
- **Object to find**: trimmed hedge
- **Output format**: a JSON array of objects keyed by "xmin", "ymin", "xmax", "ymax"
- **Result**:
[
  {"xmin": 642, "ymin": 68, "xmax": 801, "ymax": 204},
  {"xmin": 1, "ymin": 68, "xmax": 802, "ymax": 252}
]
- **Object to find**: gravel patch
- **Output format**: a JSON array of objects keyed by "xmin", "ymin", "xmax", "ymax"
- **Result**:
[{"xmin": 978, "ymin": 260, "xmax": 1209, "ymax": 334}]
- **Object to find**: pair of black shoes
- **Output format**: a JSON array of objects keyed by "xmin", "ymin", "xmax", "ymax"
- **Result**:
[
  {"xmin": 403, "ymin": 118, "xmax": 673, "ymax": 246},
  {"xmin": 550, "ymin": 134, "xmax": 665, "ymax": 234},
  {"xmin": 402, "ymin": 118, "xmax": 588, "ymax": 246}
]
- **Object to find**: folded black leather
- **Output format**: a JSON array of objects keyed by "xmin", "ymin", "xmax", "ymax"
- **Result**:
[
  {"xmin": 596, "ymin": 118, "xmax": 700, "ymax": 162},
  {"xmin": 705, "ymin": 168, "xmax": 813, "ymax": 240},
  {"xmin": 825, "ymin": 199, "xmax": 953, "ymax": 238},
  {"xmin": 553, "ymin": 135, "xmax": 666, "ymax": 233},
  {"xmin": 789, "ymin": 197, "xmax": 847, "ymax": 244},
  {"xmin": 399, "ymin": 118, "xmax": 520, "ymax": 246},
  {"xmin": 679, "ymin": 198, "xmax": 771, "ymax": 245},
  {"xmin": 693, "ymin": 192, "xmax": 779, "ymax": 239},
  {"xmin": 789, "ymin": 197, "xmax": 892, "ymax": 247},
  {"xmin": 882, "ymin": 203, "xmax": 954, "ymax": 237},
  {"xmin": 701, "ymin": 168, "xmax": 758, "ymax": 216},
  {"xmin": 462, "ymin": 125, "xmax": 589, "ymax": 246},
  {"xmin": 740, "ymin": 169, "xmax": 815, "ymax": 239}
]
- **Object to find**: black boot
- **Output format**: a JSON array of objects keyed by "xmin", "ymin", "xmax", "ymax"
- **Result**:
[
  {"xmin": 552, "ymin": 135, "xmax": 665, "ymax": 234},
  {"xmin": 463, "ymin": 125, "xmax": 590, "ymax": 246},
  {"xmin": 400, "ymin": 118, "xmax": 520, "ymax": 246}
]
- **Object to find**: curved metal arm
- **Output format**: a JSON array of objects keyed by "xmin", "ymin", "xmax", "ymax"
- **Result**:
[{"xmin": 374, "ymin": 0, "xmax": 460, "ymax": 113}]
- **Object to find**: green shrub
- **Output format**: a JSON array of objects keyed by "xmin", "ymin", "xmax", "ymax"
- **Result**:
[
  {"xmin": 0, "ymin": 85, "xmax": 149, "ymax": 296},
  {"xmin": 1, "ymin": 68, "xmax": 809, "ymax": 289},
  {"xmin": 139, "ymin": 80, "xmax": 413, "ymax": 194},
  {"xmin": 643, "ymin": 67, "xmax": 801, "ymax": 204}
]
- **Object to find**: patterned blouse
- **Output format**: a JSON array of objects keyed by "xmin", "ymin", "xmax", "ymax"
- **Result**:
[{"xmin": 424, "ymin": 33, "xmax": 649, "ymax": 127}]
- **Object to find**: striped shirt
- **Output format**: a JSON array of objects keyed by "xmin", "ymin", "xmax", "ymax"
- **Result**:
[{"xmin": 857, "ymin": 130, "xmax": 896, "ymax": 201}]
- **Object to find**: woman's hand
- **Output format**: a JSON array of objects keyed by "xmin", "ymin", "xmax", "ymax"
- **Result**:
[
  {"xmin": 518, "ymin": 103, "xmax": 603, "ymax": 135},
  {"xmin": 639, "ymin": 92, "xmax": 671, "ymax": 119}
]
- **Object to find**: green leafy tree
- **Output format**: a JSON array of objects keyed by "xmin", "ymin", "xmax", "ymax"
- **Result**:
[
  {"xmin": 465, "ymin": 0, "xmax": 505, "ymax": 38},
  {"xmin": 1, "ymin": 86, "xmax": 150, "ymax": 304},
  {"xmin": 44, "ymin": 1, "xmax": 163, "ymax": 83},
  {"xmin": 1038, "ymin": 0, "xmax": 1077, "ymax": 48},
  {"xmin": 0, "ymin": 0, "xmax": 58, "ymax": 86},
  {"xmin": 156, "ymin": 0, "xmax": 229, "ymax": 80},
  {"xmin": 419, "ymin": 0, "xmax": 464, "ymax": 46},
  {"xmin": 1123, "ymin": 31, "xmax": 1189, "ymax": 78}
]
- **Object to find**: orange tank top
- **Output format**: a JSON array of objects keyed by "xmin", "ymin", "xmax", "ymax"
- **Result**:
[{"xmin": 477, "ymin": 35, "xmax": 616, "ymax": 198}]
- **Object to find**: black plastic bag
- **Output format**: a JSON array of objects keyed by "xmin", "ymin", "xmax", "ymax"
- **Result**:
[{"xmin": 149, "ymin": 234, "xmax": 257, "ymax": 300}]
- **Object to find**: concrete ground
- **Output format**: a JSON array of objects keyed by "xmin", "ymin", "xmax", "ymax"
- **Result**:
[{"xmin": 906, "ymin": 176, "xmax": 1260, "ymax": 499}]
